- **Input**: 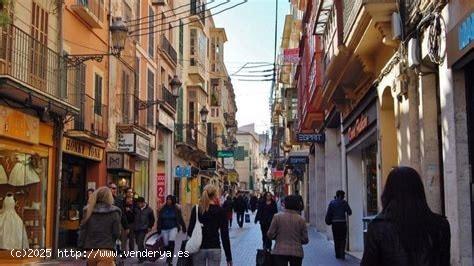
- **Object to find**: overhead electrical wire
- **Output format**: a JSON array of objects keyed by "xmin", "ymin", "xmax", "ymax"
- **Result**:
[
  {"xmin": 126, "ymin": 0, "xmax": 201, "ymax": 23},
  {"xmin": 130, "ymin": 0, "xmax": 248, "ymax": 37},
  {"xmin": 128, "ymin": 0, "xmax": 220, "ymax": 29}
]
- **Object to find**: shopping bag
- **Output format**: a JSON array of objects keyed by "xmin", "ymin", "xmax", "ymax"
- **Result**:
[
  {"xmin": 145, "ymin": 232, "xmax": 164, "ymax": 262},
  {"xmin": 177, "ymin": 240, "xmax": 193, "ymax": 266},
  {"xmin": 245, "ymin": 213, "xmax": 251, "ymax": 223},
  {"xmin": 256, "ymin": 249, "xmax": 272, "ymax": 266},
  {"xmin": 185, "ymin": 205, "xmax": 203, "ymax": 253}
]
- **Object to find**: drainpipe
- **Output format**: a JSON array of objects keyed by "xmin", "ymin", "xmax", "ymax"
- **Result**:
[{"xmin": 53, "ymin": 0, "xmax": 64, "ymax": 258}]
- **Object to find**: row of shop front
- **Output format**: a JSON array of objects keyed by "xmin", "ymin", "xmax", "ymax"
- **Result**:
[{"xmin": 306, "ymin": 6, "xmax": 474, "ymax": 263}]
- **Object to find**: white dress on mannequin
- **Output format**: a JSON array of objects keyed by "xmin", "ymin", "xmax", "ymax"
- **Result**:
[
  {"xmin": 0, "ymin": 194, "xmax": 29, "ymax": 249},
  {"xmin": 8, "ymin": 155, "xmax": 40, "ymax": 186},
  {"xmin": 0, "ymin": 165, "xmax": 7, "ymax": 184}
]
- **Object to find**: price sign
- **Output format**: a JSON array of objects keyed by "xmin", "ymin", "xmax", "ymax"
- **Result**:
[{"xmin": 157, "ymin": 173, "xmax": 166, "ymax": 204}]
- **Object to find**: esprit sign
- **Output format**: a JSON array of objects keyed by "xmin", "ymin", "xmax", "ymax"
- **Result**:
[
  {"xmin": 347, "ymin": 115, "xmax": 368, "ymax": 142},
  {"xmin": 296, "ymin": 133, "xmax": 325, "ymax": 143}
]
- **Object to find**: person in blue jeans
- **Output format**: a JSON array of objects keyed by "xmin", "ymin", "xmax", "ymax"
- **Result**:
[{"xmin": 325, "ymin": 190, "xmax": 352, "ymax": 259}]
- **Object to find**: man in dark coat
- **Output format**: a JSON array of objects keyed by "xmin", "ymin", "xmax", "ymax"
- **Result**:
[
  {"xmin": 250, "ymin": 193, "xmax": 259, "ymax": 213},
  {"xmin": 233, "ymin": 192, "xmax": 248, "ymax": 228},
  {"xmin": 325, "ymin": 190, "xmax": 352, "ymax": 259},
  {"xmin": 133, "ymin": 197, "xmax": 155, "ymax": 263}
]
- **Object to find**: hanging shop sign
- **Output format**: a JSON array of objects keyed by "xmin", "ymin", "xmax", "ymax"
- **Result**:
[
  {"xmin": 223, "ymin": 157, "xmax": 235, "ymax": 169},
  {"xmin": 158, "ymin": 111, "xmax": 175, "ymax": 131},
  {"xmin": 283, "ymin": 48, "xmax": 300, "ymax": 63},
  {"xmin": 287, "ymin": 156, "xmax": 309, "ymax": 165},
  {"xmin": 217, "ymin": 150, "xmax": 234, "ymax": 158},
  {"xmin": 0, "ymin": 106, "xmax": 39, "ymax": 144},
  {"xmin": 272, "ymin": 170, "xmax": 285, "ymax": 179},
  {"xmin": 118, "ymin": 133, "xmax": 150, "ymax": 159},
  {"xmin": 157, "ymin": 173, "xmax": 166, "ymax": 204},
  {"xmin": 63, "ymin": 137, "xmax": 104, "ymax": 161},
  {"xmin": 175, "ymin": 165, "xmax": 192, "ymax": 178},
  {"xmin": 106, "ymin": 152, "xmax": 133, "ymax": 171},
  {"xmin": 296, "ymin": 133, "xmax": 325, "ymax": 143},
  {"xmin": 447, "ymin": 11, "xmax": 474, "ymax": 67}
]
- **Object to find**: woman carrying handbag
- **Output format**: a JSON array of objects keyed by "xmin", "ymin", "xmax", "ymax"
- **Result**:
[{"xmin": 187, "ymin": 184, "xmax": 233, "ymax": 266}]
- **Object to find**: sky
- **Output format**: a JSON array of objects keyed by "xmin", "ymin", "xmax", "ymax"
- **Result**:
[{"xmin": 213, "ymin": 0, "xmax": 290, "ymax": 134}]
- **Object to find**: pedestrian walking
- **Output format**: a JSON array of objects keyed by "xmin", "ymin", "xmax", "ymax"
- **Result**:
[
  {"xmin": 187, "ymin": 184, "xmax": 233, "ymax": 266},
  {"xmin": 325, "ymin": 190, "xmax": 352, "ymax": 259},
  {"xmin": 109, "ymin": 182, "xmax": 129, "ymax": 253},
  {"xmin": 233, "ymin": 192, "xmax": 248, "ymax": 228},
  {"xmin": 267, "ymin": 195, "xmax": 308, "ymax": 266},
  {"xmin": 222, "ymin": 195, "xmax": 234, "ymax": 228},
  {"xmin": 293, "ymin": 192, "xmax": 304, "ymax": 214},
  {"xmin": 123, "ymin": 188, "xmax": 135, "ymax": 252},
  {"xmin": 255, "ymin": 192, "xmax": 278, "ymax": 251},
  {"xmin": 156, "ymin": 195, "xmax": 186, "ymax": 266},
  {"xmin": 78, "ymin": 186, "xmax": 121, "ymax": 266},
  {"xmin": 133, "ymin": 197, "xmax": 155, "ymax": 263},
  {"xmin": 250, "ymin": 193, "xmax": 259, "ymax": 213},
  {"xmin": 361, "ymin": 166, "xmax": 451, "ymax": 266}
]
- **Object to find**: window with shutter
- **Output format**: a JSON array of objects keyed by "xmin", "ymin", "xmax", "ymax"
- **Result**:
[
  {"xmin": 94, "ymin": 74, "xmax": 103, "ymax": 115},
  {"xmin": 148, "ymin": 7, "xmax": 154, "ymax": 57},
  {"xmin": 147, "ymin": 69, "xmax": 155, "ymax": 126},
  {"xmin": 30, "ymin": 1, "xmax": 48, "ymax": 90}
]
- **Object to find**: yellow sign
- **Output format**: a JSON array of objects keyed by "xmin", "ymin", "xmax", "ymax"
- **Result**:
[
  {"xmin": 0, "ymin": 106, "xmax": 39, "ymax": 144},
  {"xmin": 228, "ymin": 172, "xmax": 238, "ymax": 183},
  {"xmin": 63, "ymin": 137, "xmax": 104, "ymax": 161}
]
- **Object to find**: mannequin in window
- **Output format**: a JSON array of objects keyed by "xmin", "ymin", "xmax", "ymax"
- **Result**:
[
  {"xmin": 8, "ymin": 154, "xmax": 40, "ymax": 186},
  {"xmin": 0, "ymin": 192, "xmax": 29, "ymax": 249}
]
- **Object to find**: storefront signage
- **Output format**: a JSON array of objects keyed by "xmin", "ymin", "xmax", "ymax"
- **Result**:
[
  {"xmin": 175, "ymin": 165, "xmax": 192, "ymax": 178},
  {"xmin": 347, "ymin": 115, "xmax": 369, "ymax": 142},
  {"xmin": 118, "ymin": 133, "xmax": 150, "ymax": 159},
  {"xmin": 459, "ymin": 13, "xmax": 473, "ymax": 50},
  {"xmin": 223, "ymin": 157, "xmax": 235, "ymax": 169},
  {"xmin": 228, "ymin": 172, "xmax": 238, "ymax": 183},
  {"xmin": 158, "ymin": 111, "xmax": 175, "ymax": 131},
  {"xmin": 63, "ymin": 137, "xmax": 104, "ymax": 161},
  {"xmin": 296, "ymin": 133, "xmax": 325, "ymax": 143},
  {"xmin": 283, "ymin": 48, "xmax": 300, "ymax": 63},
  {"xmin": 287, "ymin": 156, "xmax": 309, "ymax": 165},
  {"xmin": 106, "ymin": 152, "xmax": 133, "ymax": 171},
  {"xmin": 135, "ymin": 134, "xmax": 150, "ymax": 159},
  {"xmin": 157, "ymin": 173, "xmax": 166, "ymax": 204},
  {"xmin": 272, "ymin": 170, "xmax": 285, "ymax": 179},
  {"xmin": 0, "ymin": 106, "xmax": 39, "ymax": 144},
  {"xmin": 217, "ymin": 150, "xmax": 234, "ymax": 158}
]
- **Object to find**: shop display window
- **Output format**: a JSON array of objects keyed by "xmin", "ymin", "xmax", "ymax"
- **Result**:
[
  {"xmin": 363, "ymin": 144, "xmax": 378, "ymax": 216},
  {"xmin": 0, "ymin": 150, "xmax": 47, "ymax": 250}
]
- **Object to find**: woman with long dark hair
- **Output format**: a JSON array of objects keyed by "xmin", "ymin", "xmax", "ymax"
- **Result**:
[
  {"xmin": 255, "ymin": 192, "xmax": 278, "ymax": 250},
  {"xmin": 361, "ymin": 166, "xmax": 450, "ymax": 266}
]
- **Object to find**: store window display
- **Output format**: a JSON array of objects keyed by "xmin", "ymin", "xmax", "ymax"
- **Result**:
[{"xmin": 0, "ymin": 150, "xmax": 47, "ymax": 250}]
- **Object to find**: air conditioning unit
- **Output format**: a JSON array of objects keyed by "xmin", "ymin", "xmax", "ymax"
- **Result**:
[{"xmin": 151, "ymin": 0, "xmax": 166, "ymax": 6}]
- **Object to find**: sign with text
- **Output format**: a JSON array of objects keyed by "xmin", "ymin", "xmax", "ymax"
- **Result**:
[
  {"xmin": 223, "ymin": 157, "xmax": 235, "ymax": 170},
  {"xmin": 0, "ymin": 106, "xmax": 39, "ymax": 144},
  {"xmin": 106, "ymin": 152, "xmax": 133, "ymax": 171},
  {"xmin": 63, "ymin": 137, "xmax": 104, "ymax": 161},
  {"xmin": 217, "ymin": 150, "xmax": 234, "ymax": 158},
  {"xmin": 157, "ymin": 173, "xmax": 166, "ymax": 204},
  {"xmin": 118, "ymin": 133, "xmax": 150, "ymax": 159},
  {"xmin": 283, "ymin": 48, "xmax": 300, "ymax": 63},
  {"xmin": 347, "ymin": 115, "xmax": 368, "ymax": 142},
  {"xmin": 296, "ymin": 133, "xmax": 325, "ymax": 143},
  {"xmin": 288, "ymin": 156, "xmax": 309, "ymax": 165},
  {"xmin": 135, "ymin": 134, "xmax": 150, "ymax": 159}
]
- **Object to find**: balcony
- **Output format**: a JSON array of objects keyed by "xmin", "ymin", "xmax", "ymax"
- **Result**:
[
  {"xmin": 71, "ymin": 0, "xmax": 104, "ymax": 28},
  {"xmin": 190, "ymin": 0, "xmax": 206, "ymax": 26},
  {"xmin": 160, "ymin": 85, "xmax": 177, "ymax": 112},
  {"xmin": 0, "ymin": 24, "xmax": 81, "ymax": 114},
  {"xmin": 117, "ymin": 93, "xmax": 152, "ymax": 133},
  {"xmin": 160, "ymin": 35, "xmax": 177, "ymax": 65},
  {"xmin": 207, "ymin": 140, "xmax": 218, "ymax": 158},
  {"xmin": 69, "ymin": 94, "xmax": 108, "ymax": 140},
  {"xmin": 175, "ymin": 123, "xmax": 207, "ymax": 156}
]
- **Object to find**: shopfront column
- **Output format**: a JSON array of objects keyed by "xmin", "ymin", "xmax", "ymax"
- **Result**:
[{"xmin": 314, "ymin": 143, "xmax": 326, "ymax": 232}]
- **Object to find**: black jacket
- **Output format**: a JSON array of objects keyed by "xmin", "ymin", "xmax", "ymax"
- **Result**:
[
  {"xmin": 361, "ymin": 213, "xmax": 450, "ymax": 266},
  {"xmin": 156, "ymin": 205, "xmax": 186, "ymax": 233},
  {"xmin": 325, "ymin": 199, "xmax": 352, "ymax": 225},
  {"xmin": 222, "ymin": 199, "xmax": 233, "ymax": 213},
  {"xmin": 255, "ymin": 201, "xmax": 278, "ymax": 226},
  {"xmin": 188, "ymin": 205, "xmax": 232, "ymax": 262},
  {"xmin": 233, "ymin": 196, "xmax": 248, "ymax": 213},
  {"xmin": 78, "ymin": 203, "xmax": 121, "ymax": 250},
  {"xmin": 133, "ymin": 204, "xmax": 155, "ymax": 232},
  {"xmin": 113, "ymin": 195, "xmax": 129, "ymax": 230},
  {"xmin": 250, "ymin": 196, "xmax": 258, "ymax": 211}
]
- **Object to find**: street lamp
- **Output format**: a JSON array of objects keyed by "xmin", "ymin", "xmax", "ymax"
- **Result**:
[
  {"xmin": 169, "ymin": 75, "xmax": 182, "ymax": 97},
  {"xmin": 65, "ymin": 17, "xmax": 128, "ymax": 67},
  {"xmin": 200, "ymin": 106, "xmax": 209, "ymax": 123}
]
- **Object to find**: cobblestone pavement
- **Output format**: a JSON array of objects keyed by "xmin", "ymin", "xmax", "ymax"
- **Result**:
[{"xmin": 34, "ymin": 213, "xmax": 360, "ymax": 266}]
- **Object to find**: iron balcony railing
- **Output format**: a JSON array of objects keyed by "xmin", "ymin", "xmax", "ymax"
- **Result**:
[
  {"xmin": 0, "ymin": 24, "xmax": 81, "ymax": 108},
  {"xmin": 175, "ymin": 123, "xmax": 207, "ymax": 151},
  {"xmin": 160, "ymin": 35, "xmax": 177, "ymax": 65},
  {"xmin": 118, "ymin": 93, "xmax": 153, "ymax": 130},
  {"xmin": 161, "ymin": 85, "xmax": 177, "ymax": 110},
  {"xmin": 190, "ymin": 0, "xmax": 206, "ymax": 24},
  {"xmin": 76, "ymin": 0, "xmax": 104, "ymax": 22},
  {"xmin": 74, "ymin": 94, "xmax": 108, "ymax": 138}
]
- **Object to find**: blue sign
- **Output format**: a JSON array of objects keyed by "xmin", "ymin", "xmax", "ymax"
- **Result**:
[
  {"xmin": 184, "ymin": 165, "xmax": 191, "ymax": 177},
  {"xmin": 459, "ymin": 13, "xmax": 474, "ymax": 50},
  {"xmin": 175, "ymin": 166, "xmax": 183, "ymax": 178},
  {"xmin": 288, "ymin": 156, "xmax": 309, "ymax": 165}
]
